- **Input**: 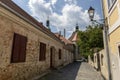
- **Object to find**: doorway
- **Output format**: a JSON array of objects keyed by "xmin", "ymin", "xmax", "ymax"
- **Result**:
[
  {"xmin": 50, "ymin": 47, "xmax": 55, "ymax": 68},
  {"xmin": 97, "ymin": 53, "xmax": 101, "ymax": 71}
]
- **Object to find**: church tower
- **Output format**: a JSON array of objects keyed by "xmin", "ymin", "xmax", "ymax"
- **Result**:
[
  {"xmin": 69, "ymin": 23, "xmax": 80, "ymax": 61},
  {"xmin": 75, "ymin": 23, "xmax": 79, "ymax": 32},
  {"xmin": 46, "ymin": 16, "xmax": 51, "ymax": 31}
]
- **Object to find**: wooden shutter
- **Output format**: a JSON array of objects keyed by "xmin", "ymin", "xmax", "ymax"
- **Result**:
[
  {"xmin": 59, "ymin": 49, "xmax": 61, "ymax": 59},
  {"xmin": 19, "ymin": 35, "xmax": 27, "ymax": 62},
  {"xmin": 11, "ymin": 33, "xmax": 27, "ymax": 63},
  {"xmin": 43, "ymin": 43, "xmax": 46, "ymax": 60},
  {"xmin": 39, "ymin": 42, "xmax": 46, "ymax": 61},
  {"xmin": 11, "ymin": 34, "xmax": 20, "ymax": 63},
  {"xmin": 119, "ymin": 46, "xmax": 120, "ymax": 57},
  {"xmin": 39, "ymin": 43, "xmax": 42, "ymax": 61}
]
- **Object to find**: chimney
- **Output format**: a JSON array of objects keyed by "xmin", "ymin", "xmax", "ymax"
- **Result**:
[{"xmin": 64, "ymin": 29, "xmax": 66, "ymax": 38}]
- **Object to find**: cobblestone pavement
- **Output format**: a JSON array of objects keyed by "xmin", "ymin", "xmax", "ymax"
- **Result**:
[{"xmin": 37, "ymin": 62, "xmax": 104, "ymax": 80}]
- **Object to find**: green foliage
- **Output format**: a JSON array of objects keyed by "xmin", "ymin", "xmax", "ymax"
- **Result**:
[{"xmin": 77, "ymin": 25, "xmax": 104, "ymax": 58}]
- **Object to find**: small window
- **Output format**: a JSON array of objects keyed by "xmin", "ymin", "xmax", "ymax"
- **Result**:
[
  {"xmin": 39, "ymin": 42, "xmax": 46, "ymax": 61},
  {"xmin": 58, "ymin": 49, "xmax": 62, "ymax": 60},
  {"xmin": 94, "ymin": 56, "xmax": 96, "ymax": 62},
  {"xmin": 101, "ymin": 54, "xmax": 104, "ymax": 66},
  {"xmin": 118, "ymin": 46, "xmax": 120, "ymax": 57},
  {"xmin": 11, "ymin": 33, "xmax": 27, "ymax": 63}
]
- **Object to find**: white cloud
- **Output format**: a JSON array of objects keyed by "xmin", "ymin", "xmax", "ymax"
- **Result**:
[
  {"xmin": 28, "ymin": 0, "xmax": 52, "ymax": 21},
  {"xmin": 28, "ymin": 0, "xmax": 100, "ymax": 38},
  {"xmin": 50, "ymin": 0, "xmax": 57, "ymax": 5},
  {"xmin": 64, "ymin": 0, "xmax": 77, "ymax": 5}
]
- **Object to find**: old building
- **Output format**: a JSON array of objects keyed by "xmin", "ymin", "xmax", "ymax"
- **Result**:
[
  {"xmin": 92, "ymin": 50, "xmax": 109, "ymax": 80},
  {"xmin": 55, "ymin": 33, "xmax": 74, "ymax": 65},
  {"xmin": 93, "ymin": 0, "xmax": 120, "ymax": 80},
  {"xmin": 69, "ymin": 24, "xmax": 80, "ymax": 60},
  {"xmin": 0, "ymin": 0, "xmax": 74, "ymax": 80}
]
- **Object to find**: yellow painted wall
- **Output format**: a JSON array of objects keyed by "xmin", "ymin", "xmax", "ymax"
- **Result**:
[
  {"xmin": 102, "ymin": 0, "xmax": 109, "ymax": 18},
  {"xmin": 109, "ymin": 26, "xmax": 120, "ymax": 54},
  {"xmin": 102, "ymin": 0, "xmax": 120, "ymax": 54},
  {"xmin": 109, "ymin": 6, "xmax": 119, "ymax": 27}
]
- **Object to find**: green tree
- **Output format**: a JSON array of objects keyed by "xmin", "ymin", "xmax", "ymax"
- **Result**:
[{"xmin": 77, "ymin": 25, "xmax": 104, "ymax": 59}]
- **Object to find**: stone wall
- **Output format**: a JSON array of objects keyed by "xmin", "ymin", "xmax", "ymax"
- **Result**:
[
  {"xmin": 93, "ymin": 50, "xmax": 109, "ymax": 80},
  {"xmin": 0, "ymin": 6, "xmax": 74, "ymax": 80}
]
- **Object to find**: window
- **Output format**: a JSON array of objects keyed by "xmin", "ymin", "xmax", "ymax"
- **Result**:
[
  {"xmin": 118, "ymin": 46, "xmax": 120, "ymax": 57},
  {"xmin": 107, "ymin": 0, "xmax": 116, "ymax": 11},
  {"xmin": 39, "ymin": 42, "xmax": 46, "ymax": 61},
  {"xmin": 11, "ymin": 33, "xmax": 27, "ymax": 63},
  {"xmin": 94, "ymin": 56, "xmax": 96, "ymax": 62},
  {"xmin": 58, "ymin": 49, "xmax": 62, "ymax": 60},
  {"xmin": 101, "ymin": 54, "xmax": 104, "ymax": 66}
]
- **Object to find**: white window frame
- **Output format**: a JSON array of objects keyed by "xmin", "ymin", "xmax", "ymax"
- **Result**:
[{"xmin": 108, "ymin": 0, "xmax": 117, "ymax": 12}]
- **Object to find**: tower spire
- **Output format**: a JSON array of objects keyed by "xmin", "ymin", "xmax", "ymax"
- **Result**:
[
  {"xmin": 75, "ymin": 23, "xmax": 79, "ymax": 32},
  {"xmin": 46, "ymin": 16, "xmax": 51, "ymax": 31}
]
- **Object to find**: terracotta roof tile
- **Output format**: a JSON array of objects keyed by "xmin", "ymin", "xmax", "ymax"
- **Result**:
[
  {"xmin": 69, "ymin": 31, "xmax": 78, "ymax": 42},
  {"xmin": 55, "ymin": 33, "xmax": 73, "ymax": 45}
]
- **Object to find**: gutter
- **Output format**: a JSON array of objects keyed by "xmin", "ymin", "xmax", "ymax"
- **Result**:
[{"xmin": 100, "ymin": 0, "xmax": 112, "ymax": 80}]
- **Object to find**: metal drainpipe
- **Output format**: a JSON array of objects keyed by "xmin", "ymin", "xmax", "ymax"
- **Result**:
[
  {"xmin": 103, "ymin": 23, "xmax": 112, "ymax": 80},
  {"xmin": 100, "ymin": 0, "xmax": 112, "ymax": 80}
]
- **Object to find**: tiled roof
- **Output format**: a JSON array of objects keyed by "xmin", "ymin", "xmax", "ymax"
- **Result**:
[
  {"xmin": 55, "ymin": 33, "xmax": 74, "ymax": 52},
  {"xmin": 0, "ymin": 0, "xmax": 63, "ymax": 44},
  {"xmin": 55, "ymin": 33, "xmax": 73, "ymax": 45},
  {"xmin": 69, "ymin": 31, "xmax": 78, "ymax": 42}
]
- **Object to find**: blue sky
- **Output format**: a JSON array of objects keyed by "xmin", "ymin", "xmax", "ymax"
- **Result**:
[{"xmin": 12, "ymin": 0, "xmax": 103, "ymax": 38}]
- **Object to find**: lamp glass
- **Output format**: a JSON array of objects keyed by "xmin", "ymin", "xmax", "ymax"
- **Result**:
[{"xmin": 88, "ymin": 7, "xmax": 95, "ymax": 21}]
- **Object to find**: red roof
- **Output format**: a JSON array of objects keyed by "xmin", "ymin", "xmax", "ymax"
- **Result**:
[
  {"xmin": 55, "ymin": 33, "xmax": 73, "ymax": 45},
  {"xmin": 69, "ymin": 31, "xmax": 78, "ymax": 42}
]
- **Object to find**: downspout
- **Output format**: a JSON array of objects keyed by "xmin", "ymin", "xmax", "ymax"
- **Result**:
[{"xmin": 100, "ymin": 0, "xmax": 112, "ymax": 80}]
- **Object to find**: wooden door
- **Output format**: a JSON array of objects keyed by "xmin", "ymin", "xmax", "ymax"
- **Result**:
[{"xmin": 50, "ymin": 47, "xmax": 53, "ymax": 68}]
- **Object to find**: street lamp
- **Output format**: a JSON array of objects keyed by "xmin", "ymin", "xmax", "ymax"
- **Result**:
[
  {"xmin": 88, "ymin": 6, "xmax": 95, "ymax": 21},
  {"xmin": 88, "ymin": 6, "xmax": 112, "ymax": 80}
]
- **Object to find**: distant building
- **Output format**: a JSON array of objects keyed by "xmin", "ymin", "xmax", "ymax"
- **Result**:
[{"xmin": 69, "ymin": 24, "xmax": 80, "ymax": 60}]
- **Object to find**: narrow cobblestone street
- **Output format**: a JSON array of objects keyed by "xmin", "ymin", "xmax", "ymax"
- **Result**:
[{"xmin": 38, "ymin": 62, "xmax": 104, "ymax": 80}]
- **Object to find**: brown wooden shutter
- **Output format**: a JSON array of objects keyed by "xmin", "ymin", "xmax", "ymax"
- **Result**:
[
  {"xmin": 19, "ymin": 35, "xmax": 27, "ymax": 62},
  {"xmin": 43, "ymin": 43, "xmax": 46, "ymax": 60},
  {"xmin": 59, "ymin": 49, "xmax": 61, "ymax": 59},
  {"xmin": 39, "ymin": 42, "xmax": 46, "ymax": 61},
  {"xmin": 39, "ymin": 43, "xmax": 42, "ymax": 61},
  {"xmin": 11, "ymin": 34, "xmax": 20, "ymax": 63},
  {"xmin": 119, "ymin": 46, "xmax": 120, "ymax": 57},
  {"xmin": 11, "ymin": 33, "xmax": 27, "ymax": 63}
]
